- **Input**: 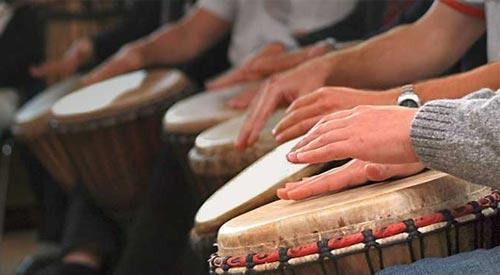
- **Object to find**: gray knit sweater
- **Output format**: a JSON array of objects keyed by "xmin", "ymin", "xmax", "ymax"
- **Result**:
[{"xmin": 410, "ymin": 89, "xmax": 500, "ymax": 188}]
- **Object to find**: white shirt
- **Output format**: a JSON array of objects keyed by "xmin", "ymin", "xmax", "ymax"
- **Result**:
[
  {"xmin": 485, "ymin": 0, "xmax": 500, "ymax": 61},
  {"xmin": 198, "ymin": 0, "xmax": 357, "ymax": 65},
  {"xmin": 0, "ymin": 3, "xmax": 13, "ymax": 35}
]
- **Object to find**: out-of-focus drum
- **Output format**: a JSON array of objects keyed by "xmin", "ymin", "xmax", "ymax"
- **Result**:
[
  {"xmin": 12, "ymin": 76, "xmax": 81, "ymax": 189},
  {"xmin": 162, "ymin": 83, "xmax": 256, "ymax": 199},
  {"xmin": 50, "ymin": 69, "xmax": 193, "ymax": 211},
  {"xmin": 210, "ymin": 171, "xmax": 499, "ymax": 274},
  {"xmin": 188, "ymin": 110, "xmax": 285, "ymax": 197},
  {"xmin": 191, "ymin": 137, "xmax": 346, "ymax": 259}
]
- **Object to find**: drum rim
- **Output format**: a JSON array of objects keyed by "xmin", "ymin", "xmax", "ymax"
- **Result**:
[
  {"xmin": 161, "ymin": 83, "xmax": 256, "ymax": 134},
  {"xmin": 50, "ymin": 70, "xmax": 194, "ymax": 133},
  {"xmin": 192, "ymin": 160, "xmax": 347, "ymax": 236},
  {"xmin": 209, "ymin": 189, "xmax": 500, "ymax": 273},
  {"xmin": 12, "ymin": 75, "xmax": 82, "ymax": 138}
]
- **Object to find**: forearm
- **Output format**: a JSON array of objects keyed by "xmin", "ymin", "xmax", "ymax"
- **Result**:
[
  {"xmin": 410, "ymin": 90, "xmax": 500, "ymax": 188},
  {"xmin": 319, "ymin": 3, "xmax": 485, "ymax": 89},
  {"xmin": 414, "ymin": 62, "xmax": 500, "ymax": 103},
  {"xmin": 133, "ymin": 9, "xmax": 229, "ymax": 66},
  {"xmin": 379, "ymin": 61, "xmax": 500, "ymax": 105}
]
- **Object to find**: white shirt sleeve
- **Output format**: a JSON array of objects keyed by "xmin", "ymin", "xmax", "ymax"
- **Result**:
[{"xmin": 197, "ymin": 0, "xmax": 237, "ymax": 22}]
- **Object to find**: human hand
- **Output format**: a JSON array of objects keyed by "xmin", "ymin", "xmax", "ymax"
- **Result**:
[
  {"xmin": 235, "ymin": 57, "xmax": 332, "ymax": 150},
  {"xmin": 31, "ymin": 38, "xmax": 94, "ymax": 80},
  {"xmin": 206, "ymin": 42, "xmax": 285, "ymax": 90},
  {"xmin": 82, "ymin": 43, "xmax": 145, "ymax": 85},
  {"xmin": 288, "ymin": 105, "xmax": 419, "ymax": 165},
  {"xmin": 273, "ymin": 87, "xmax": 397, "ymax": 144},
  {"xmin": 226, "ymin": 86, "xmax": 259, "ymax": 109},
  {"xmin": 277, "ymin": 159, "xmax": 425, "ymax": 200},
  {"xmin": 206, "ymin": 40, "xmax": 333, "ymax": 90}
]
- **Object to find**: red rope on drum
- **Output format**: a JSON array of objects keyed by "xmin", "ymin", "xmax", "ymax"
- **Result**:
[{"xmin": 210, "ymin": 190, "xmax": 500, "ymax": 270}]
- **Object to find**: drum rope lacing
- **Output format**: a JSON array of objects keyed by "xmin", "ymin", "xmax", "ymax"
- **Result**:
[{"xmin": 209, "ymin": 190, "xmax": 500, "ymax": 274}]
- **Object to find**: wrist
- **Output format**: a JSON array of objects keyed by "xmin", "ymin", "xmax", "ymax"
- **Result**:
[
  {"xmin": 128, "ymin": 41, "xmax": 148, "ymax": 67},
  {"xmin": 314, "ymin": 55, "xmax": 335, "ymax": 84},
  {"xmin": 368, "ymin": 88, "xmax": 400, "ymax": 105},
  {"xmin": 70, "ymin": 38, "xmax": 94, "ymax": 66}
]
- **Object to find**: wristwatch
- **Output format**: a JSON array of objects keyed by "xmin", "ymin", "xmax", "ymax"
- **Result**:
[{"xmin": 397, "ymin": 84, "xmax": 421, "ymax": 108}]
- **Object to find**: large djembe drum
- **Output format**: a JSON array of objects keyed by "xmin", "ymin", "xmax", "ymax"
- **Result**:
[
  {"xmin": 188, "ymin": 110, "xmax": 285, "ymax": 198},
  {"xmin": 191, "ymin": 137, "xmax": 347, "ymax": 259},
  {"xmin": 162, "ymin": 83, "xmax": 256, "ymax": 199},
  {"xmin": 12, "ymin": 76, "xmax": 82, "ymax": 189},
  {"xmin": 50, "ymin": 69, "xmax": 193, "ymax": 212},
  {"xmin": 210, "ymin": 171, "xmax": 499, "ymax": 274}
]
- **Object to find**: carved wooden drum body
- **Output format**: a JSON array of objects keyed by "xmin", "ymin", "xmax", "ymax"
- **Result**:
[
  {"xmin": 50, "ymin": 69, "xmax": 193, "ymax": 211},
  {"xmin": 12, "ymin": 76, "xmax": 82, "ymax": 189},
  {"xmin": 162, "ymin": 83, "xmax": 255, "ymax": 200},
  {"xmin": 191, "ymin": 137, "xmax": 345, "ymax": 260},
  {"xmin": 210, "ymin": 171, "xmax": 500, "ymax": 274}
]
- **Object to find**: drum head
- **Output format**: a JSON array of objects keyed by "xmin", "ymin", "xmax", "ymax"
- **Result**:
[
  {"xmin": 216, "ymin": 171, "xmax": 490, "ymax": 256},
  {"xmin": 13, "ymin": 76, "xmax": 81, "ymax": 137},
  {"xmin": 163, "ymin": 83, "xmax": 256, "ymax": 134},
  {"xmin": 189, "ymin": 110, "xmax": 285, "ymax": 177},
  {"xmin": 193, "ymin": 137, "xmax": 340, "ymax": 236},
  {"xmin": 195, "ymin": 110, "xmax": 285, "ymax": 155},
  {"xmin": 51, "ymin": 69, "xmax": 188, "ymax": 126}
]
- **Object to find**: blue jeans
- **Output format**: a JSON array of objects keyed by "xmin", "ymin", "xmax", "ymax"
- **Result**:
[{"xmin": 378, "ymin": 246, "xmax": 500, "ymax": 275}]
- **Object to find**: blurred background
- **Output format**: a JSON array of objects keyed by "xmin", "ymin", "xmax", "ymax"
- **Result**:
[{"xmin": 1, "ymin": 1, "xmax": 125, "ymax": 274}]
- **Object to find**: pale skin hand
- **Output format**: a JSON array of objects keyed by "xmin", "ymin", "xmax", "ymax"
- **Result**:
[
  {"xmin": 226, "ymin": 86, "xmax": 259, "ymax": 109},
  {"xmin": 206, "ymin": 40, "xmax": 333, "ymax": 90},
  {"xmin": 288, "ymin": 105, "xmax": 419, "ymax": 165},
  {"xmin": 82, "ymin": 43, "xmax": 145, "ymax": 85},
  {"xmin": 235, "ymin": 57, "xmax": 332, "ymax": 150},
  {"xmin": 272, "ymin": 87, "xmax": 399, "ymax": 144},
  {"xmin": 277, "ymin": 159, "xmax": 425, "ymax": 200},
  {"xmin": 30, "ymin": 38, "xmax": 94, "ymax": 79},
  {"xmin": 206, "ymin": 42, "xmax": 286, "ymax": 90}
]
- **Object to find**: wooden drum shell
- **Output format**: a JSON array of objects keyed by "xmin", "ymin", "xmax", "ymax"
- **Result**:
[
  {"xmin": 21, "ymin": 132, "xmax": 77, "ymax": 189},
  {"xmin": 50, "ymin": 70, "xmax": 195, "ymax": 212},
  {"xmin": 53, "ymin": 114, "xmax": 164, "ymax": 211},
  {"xmin": 12, "ymin": 76, "xmax": 82, "ymax": 189}
]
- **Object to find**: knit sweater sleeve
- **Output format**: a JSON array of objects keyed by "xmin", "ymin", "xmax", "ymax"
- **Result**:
[{"xmin": 410, "ymin": 89, "xmax": 500, "ymax": 188}]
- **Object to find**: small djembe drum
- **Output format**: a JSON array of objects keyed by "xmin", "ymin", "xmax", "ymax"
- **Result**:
[
  {"xmin": 162, "ymin": 83, "xmax": 256, "ymax": 200},
  {"xmin": 210, "ymin": 171, "xmax": 499, "ymax": 274},
  {"xmin": 50, "ymin": 69, "xmax": 194, "ymax": 212},
  {"xmin": 12, "ymin": 76, "xmax": 82, "ymax": 189},
  {"xmin": 188, "ymin": 110, "xmax": 285, "ymax": 198}
]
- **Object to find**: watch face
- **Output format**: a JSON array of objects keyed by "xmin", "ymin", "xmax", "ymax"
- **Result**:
[{"xmin": 399, "ymin": 99, "xmax": 419, "ymax": 108}]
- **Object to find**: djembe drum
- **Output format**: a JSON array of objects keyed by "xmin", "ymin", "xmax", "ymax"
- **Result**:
[
  {"xmin": 210, "ymin": 171, "xmax": 500, "ymax": 274},
  {"xmin": 188, "ymin": 110, "xmax": 285, "ymax": 197},
  {"xmin": 191, "ymin": 137, "xmax": 347, "ymax": 259},
  {"xmin": 12, "ymin": 76, "xmax": 81, "ymax": 189},
  {"xmin": 162, "ymin": 83, "xmax": 256, "ymax": 199},
  {"xmin": 50, "ymin": 69, "xmax": 193, "ymax": 212}
]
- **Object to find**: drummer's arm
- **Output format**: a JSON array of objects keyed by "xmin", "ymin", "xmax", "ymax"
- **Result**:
[
  {"xmin": 315, "ymin": 1, "xmax": 486, "ymax": 89},
  {"xmin": 381, "ymin": 61, "xmax": 500, "ymax": 104},
  {"xmin": 133, "ymin": 8, "xmax": 231, "ymax": 66}
]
